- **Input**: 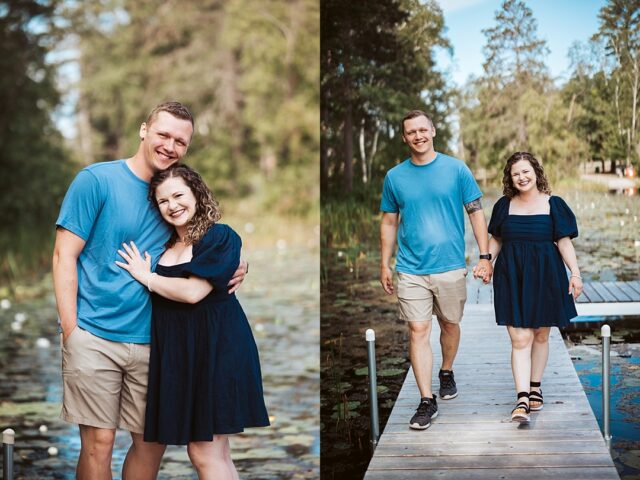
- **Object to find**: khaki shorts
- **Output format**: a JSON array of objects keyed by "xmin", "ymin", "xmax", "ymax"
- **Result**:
[
  {"xmin": 397, "ymin": 269, "xmax": 468, "ymax": 323},
  {"xmin": 60, "ymin": 326, "xmax": 150, "ymax": 433}
]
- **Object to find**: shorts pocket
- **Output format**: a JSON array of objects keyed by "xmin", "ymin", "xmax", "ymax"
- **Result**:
[{"xmin": 62, "ymin": 325, "xmax": 81, "ymax": 349}]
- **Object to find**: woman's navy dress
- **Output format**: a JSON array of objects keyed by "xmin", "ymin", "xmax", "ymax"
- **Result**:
[
  {"xmin": 144, "ymin": 223, "xmax": 269, "ymax": 445},
  {"xmin": 488, "ymin": 196, "xmax": 578, "ymax": 328}
]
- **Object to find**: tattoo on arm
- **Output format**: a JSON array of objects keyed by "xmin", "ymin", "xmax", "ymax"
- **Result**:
[{"xmin": 464, "ymin": 199, "xmax": 483, "ymax": 214}]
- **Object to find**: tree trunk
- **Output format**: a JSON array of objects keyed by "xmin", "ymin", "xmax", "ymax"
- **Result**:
[
  {"xmin": 566, "ymin": 93, "xmax": 577, "ymax": 125},
  {"xmin": 359, "ymin": 119, "xmax": 367, "ymax": 184},
  {"xmin": 344, "ymin": 100, "xmax": 353, "ymax": 193},
  {"xmin": 321, "ymin": 99, "xmax": 329, "ymax": 192},
  {"xmin": 367, "ymin": 120, "xmax": 380, "ymax": 184},
  {"xmin": 77, "ymin": 92, "xmax": 93, "ymax": 165}
]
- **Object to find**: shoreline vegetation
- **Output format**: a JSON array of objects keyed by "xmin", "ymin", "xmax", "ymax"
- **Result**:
[{"xmin": 0, "ymin": 210, "xmax": 318, "ymax": 302}]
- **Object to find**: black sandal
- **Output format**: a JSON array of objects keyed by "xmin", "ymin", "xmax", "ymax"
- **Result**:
[
  {"xmin": 529, "ymin": 381, "xmax": 543, "ymax": 411},
  {"xmin": 511, "ymin": 391, "xmax": 530, "ymax": 423}
]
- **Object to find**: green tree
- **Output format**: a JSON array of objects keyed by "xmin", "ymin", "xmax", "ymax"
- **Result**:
[
  {"xmin": 563, "ymin": 39, "xmax": 622, "ymax": 172},
  {"xmin": 62, "ymin": 0, "xmax": 318, "ymax": 216},
  {"xmin": 459, "ymin": 0, "xmax": 585, "ymax": 174},
  {"xmin": 0, "ymin": 0, "xmax": 73, "ymax": 281},
  {"xmin": 321, "ymin": 0, "xmax": 452, "ymax": 195},
  {"xmin": 594, "ymin": 0, "xmax": 640, "ymax": 165}
]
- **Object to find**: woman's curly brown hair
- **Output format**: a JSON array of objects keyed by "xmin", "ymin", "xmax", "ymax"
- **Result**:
[
  {"xmin": 149, "ymin": 164, "xmax": 222, "ymax": 248},
  {"xmin": 502, "ymin": 151, "xmax": 551, "ymax": 198}
]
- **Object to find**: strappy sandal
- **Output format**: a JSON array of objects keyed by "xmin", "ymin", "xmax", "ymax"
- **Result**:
[
  {"xmin": 511, "ymin": 391, "xmax": 530, "ymax": 423},
  {"xmin": 529, "ymin": 381, "xmax": 543, "ymax": 411}
]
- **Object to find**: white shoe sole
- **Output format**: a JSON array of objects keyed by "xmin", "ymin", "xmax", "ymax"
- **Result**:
[
  {"xmin": 440, "ymin": 391, "xmax": 458, "ymax": 400},
  {"xmin": 511, "ymin": 413, "xmax": 530, "ymax": 423},
  {"xmin": 409, "ymin": 410, "xmax": 438, "ymax": 430}
]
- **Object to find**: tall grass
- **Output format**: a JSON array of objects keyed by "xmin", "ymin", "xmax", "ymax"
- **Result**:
[
  {"xmin": 321, "ymin": 191, "xmax": 381, "ymax": 285},
  {"xmin": 0, "ymin": 226, "xmax": 56, "ymax": 294}
]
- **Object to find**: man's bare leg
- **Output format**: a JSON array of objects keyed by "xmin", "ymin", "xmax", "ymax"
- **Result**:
[
  {"xmin": 438, "ymin": 318, "xmax": 460, "ymax": 371},
  {"xmin": 408, "ymin": 320, "xmax": 433, "ymax": 398},
  {"xmin": 122, "ymin": 432, "xmax": 166, "ymax": 480},
  {"xmin": 77, "ymin": 425, "xmax": 116, "ymax": 480}
]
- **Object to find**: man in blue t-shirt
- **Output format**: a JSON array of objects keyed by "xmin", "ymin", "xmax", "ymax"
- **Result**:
[
  {"xmin": 52, "ymin": 102, "xmax": 247, "ymax": 479},
  {"xmin": 380, "ymin": 110, "xmax": 493, "ymax": 430}
]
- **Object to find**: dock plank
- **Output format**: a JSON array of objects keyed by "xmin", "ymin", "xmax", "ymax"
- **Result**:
[
  {"xmin": 364, "ymin": 305, "xmax": 619, "ymax": 480},
  {"xmin": 581, "ymin": 282, "xmax": 602, "ymax": 302},
  {"xmin": 612, "ymin": 281, "xmax": 640, "ymax": 301},
  {"xmin": 601, "ymin": 282, "xmax": 632, "ymax": 301},
  {"xmin": 589, "ymin": 281, "xmax": 618, "ymax": 302}
]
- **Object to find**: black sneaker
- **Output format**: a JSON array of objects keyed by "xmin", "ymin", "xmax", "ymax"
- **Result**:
[
  {"xmin": 409, "ymin": 395, "xmax": 438, "ymax": 430},
  {"xmin": 439, "ymin": 369, "xmax": 458, "ymax": 399}
]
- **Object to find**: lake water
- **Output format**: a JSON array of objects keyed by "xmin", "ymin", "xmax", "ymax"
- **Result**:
[{"xmin": 0, "ymin": 245, "xmax": 319, "ymax": 479}]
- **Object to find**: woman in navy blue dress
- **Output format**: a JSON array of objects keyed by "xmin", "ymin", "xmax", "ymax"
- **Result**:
[
  {"xmin": 474, "ymin": 152, "xmax": 583, "ymax": 423},
  {"xmin": 116, "ymin": 164, "xmax": 269, "ymax": 479}
]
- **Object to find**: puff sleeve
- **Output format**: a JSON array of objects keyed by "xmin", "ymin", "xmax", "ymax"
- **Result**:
[
  {"xmin": 550, "ymin": 196, "xmax": 578, "ymax": 241},
  {"xmin": 488, "ymin": 196, "xmax": 509, "ymax": 237},
  {"xmin": 183, "ymin": 224, "xmax": 241, "ymax": 289}
]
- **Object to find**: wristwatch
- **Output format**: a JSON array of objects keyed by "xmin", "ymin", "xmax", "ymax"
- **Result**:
[{"xmin": 479, "ymin": 253, "xmax": 492, "ymax": 261}]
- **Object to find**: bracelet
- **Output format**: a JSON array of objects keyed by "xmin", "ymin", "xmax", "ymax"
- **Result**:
[
  {"xmin": 147, "ymin": 273, "xmax": 156, "ymax": 292},
  {"xmin": 570, "ymin": 274, "xmax": 582, "ymax": 279}
]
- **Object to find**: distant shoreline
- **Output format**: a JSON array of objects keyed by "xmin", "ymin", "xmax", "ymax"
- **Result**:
[{"xmin": 580, "ymin": 174, "xmax": 639, "ymax": 190}]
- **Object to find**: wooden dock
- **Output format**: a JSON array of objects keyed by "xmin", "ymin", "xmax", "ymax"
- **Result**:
[
  {"xmin": 468, "ymin": 280, "xmax": 640, "ymax": 316},
  {"xmin": 364, "ymin": 304, "xmax": 620, "ymax": 480}
]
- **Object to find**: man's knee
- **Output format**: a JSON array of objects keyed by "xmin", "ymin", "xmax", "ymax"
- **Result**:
[
  {"xmin": 438, "ymin": 319, "xmax": 460, "ymax": 335},
  {"xmin": 80, "ymin": 426, "xmax": 116, "ymax": 459},
  {"xmin": 408, "ymin": 321, "xmax": 431, "ymax": 340}
]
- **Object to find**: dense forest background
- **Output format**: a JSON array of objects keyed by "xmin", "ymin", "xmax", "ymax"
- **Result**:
[
  {"xmin": 0, "ymin": 0, "xmax": 319, "ymax": 285},
  {"xmin": 321, "ymin": 0, "xmax": 639, "ymax": 210}
]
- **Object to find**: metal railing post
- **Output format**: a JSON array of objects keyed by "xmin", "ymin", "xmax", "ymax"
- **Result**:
[
  {"xmin": 3, "ymin": 428, "xmax": 14, "ymax": 480},
  {"xmin": 366, "ymin": 329, "xmax": 380, "ymax": 450},
  {"xmin": 601, "ymin": 324, "xmax": 612, "ymax": 450}
]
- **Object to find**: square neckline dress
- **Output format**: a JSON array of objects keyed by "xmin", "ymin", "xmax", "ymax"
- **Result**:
[
  {"xmin": 488, "ymin": 195, "xmax": 579, "ymax": 328},
  {"xmin": 144, "ymin": 223, "xmax": 269, "ymax": 444}
]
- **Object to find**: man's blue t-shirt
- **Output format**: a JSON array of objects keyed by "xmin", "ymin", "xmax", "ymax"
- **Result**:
[
  {"xmin": 56, "ymin": 160, "xmax": 171, "ymax": 343},
  {"xmin": 380, "ymin": 153, "xmax": 482, "ymax": 275}
]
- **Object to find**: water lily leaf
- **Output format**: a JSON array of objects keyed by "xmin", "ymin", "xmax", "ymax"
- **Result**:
[
  {"xmin": 332, "ymin": 401, "xmax": 360, "ymax": 412},
  {"xmin": 381, "ymin": 357, "xmax": 405, "ymax": 365},
  {"xmin": 328, "ymin": 382, "xmax": 352, "ymax": 393},
  {"xmin": 378, "ymin": 368, "xmax": 405, "ymax": 377},
  {"xmin": 331, "ymin": 409, "xmax": 360, "ymax": 420}
]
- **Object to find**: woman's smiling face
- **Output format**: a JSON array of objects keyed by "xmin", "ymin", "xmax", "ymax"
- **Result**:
[
  {"xmin": 155, "ymin": 176, "xmax": 197, "ymax": 228},
  {"xmin": 510, "ymin": 159, "xmax": 537, "ymax": 194}
]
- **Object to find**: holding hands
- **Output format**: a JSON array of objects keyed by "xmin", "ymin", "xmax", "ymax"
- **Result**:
[{"xmin": 472, "ymin": 259, "xmax": 493, "ymax": 284}]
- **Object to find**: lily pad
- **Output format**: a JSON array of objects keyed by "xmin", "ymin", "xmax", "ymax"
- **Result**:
[
  {"xmin": 377, "ymin": 368, "xmax": 405, "ymax": 377},
  {"xmin": 332, "ymin": 401, "xmax": 360, "ymax": 412},
  {"xmin": 381, "ymin": 357, "xmax": 406, "ymax": 365}
]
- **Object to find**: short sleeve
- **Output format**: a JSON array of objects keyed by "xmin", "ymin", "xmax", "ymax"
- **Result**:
[
  {"xmin": 488, "ymin": 196, "xmax": 509, "ymax": 237},
  {"xmin": 183, "ymin": 224, "xmax": 241, "ymax": 289},
  {"xmin": 55, "ymin": 169, "xmax": 105, "ymax": 241},
  {"xmin": 459, "ymin": 163, "xmax": 483, "ymax": 205},
  {"xmin": 380, "ymin": 174, "xmax": 399, "ymax": 213},
  {"xmin": 550, "ymin": 196, "xmax": 578, "ymax": 241}
]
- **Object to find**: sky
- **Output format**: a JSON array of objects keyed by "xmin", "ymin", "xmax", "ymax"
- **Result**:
[{"xmin": 436, "ymin": 0, "xmax": 607, "ymax": 86}]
